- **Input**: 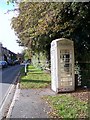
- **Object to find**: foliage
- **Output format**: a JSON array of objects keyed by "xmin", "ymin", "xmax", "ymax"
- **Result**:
[
  {"xmin": 7, "ymin": 0, "xmax": 19, "ymax": 4},
  {"xmin": 11, "ymin": 2, "xmax": 90, "ymax": 61},
  {"xmin": 22, "ymin": 48, "xmax": 32, "ymax": 60}
]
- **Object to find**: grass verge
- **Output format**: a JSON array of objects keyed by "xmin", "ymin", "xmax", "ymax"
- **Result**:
[
  {"xmin": 44, "ymin": 94, "xmax": 88, "ymax": 118},
  {"xmin": 20, "ymin": 65, "xmax": 51, "ymax": 89},
  {"xmin": 20, "ymin": 65, "xmax": 88, "ymax": 119}
]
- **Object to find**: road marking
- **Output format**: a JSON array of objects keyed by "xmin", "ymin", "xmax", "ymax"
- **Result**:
[
  {"xmin": 0, "ymin": 72, "xmax": 20, "ymax": 117},
  {"xmin": 0, "ymin": 83, "xmax": 14, "ymax": 111},
  {"xmin": 6, "ymin": 82, "xmax": 20, "ymax": 118}
]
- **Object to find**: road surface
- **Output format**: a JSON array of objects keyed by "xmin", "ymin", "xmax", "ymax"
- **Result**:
[{"xmin": 0, "ymin": 65, "xmax": 23, "ymax": 108}]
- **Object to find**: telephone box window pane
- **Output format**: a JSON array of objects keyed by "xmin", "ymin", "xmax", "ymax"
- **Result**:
[
  {"xmin": 69, "ymin": 82, "xmax": 73, "ymax": 86},
  {"xmin": 66, "ymin": 54, "xmax": 70, "ymax": 58},
  {"xmin": 61, "ymin": 81, "xmax": 73, "ymax": 87},
  {"xmin": 61, "ymin": 81, "xmax": 70, "ymax": 87}
]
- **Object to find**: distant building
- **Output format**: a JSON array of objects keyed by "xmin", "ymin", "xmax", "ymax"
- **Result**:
[
  {"xmin": 17, "ymin": 53, "xmax": 24, "ymax": 63},
  {"xmin": 0, "ymin": 42, "xmax": 17, "ymax": 61}
]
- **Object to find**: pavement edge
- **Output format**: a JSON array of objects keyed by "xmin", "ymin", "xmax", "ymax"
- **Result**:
[{"xmin": 6, "ymin": 72, "xmax": 21, "ymax": 118}]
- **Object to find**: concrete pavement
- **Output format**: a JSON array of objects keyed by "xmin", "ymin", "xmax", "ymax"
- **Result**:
[{"xmin": 7, "ymin": 88, "xmax": 55, "ymax": 118}]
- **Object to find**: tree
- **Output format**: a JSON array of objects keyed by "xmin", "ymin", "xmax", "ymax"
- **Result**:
[
  {"xmin": 11, "ymin": 2, "xmax": 90, "ymax": 62},
  {"xmin": 10, "ymin": 1, "xmax": 90, "ymax": 87},
  {"xmin": 22, "ymin": 48, "xmax": 32, "ymax": 60}
]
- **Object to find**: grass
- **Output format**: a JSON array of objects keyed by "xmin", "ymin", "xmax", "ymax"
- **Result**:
[
  {"xmin": 20, "ymin": 65, "xmax": 51, "ymax": 89},
  {"xmin": 44, "ymin": 94, "xmax": 88, "ymax": 118},
  {"xmin": 20, "ymin": 65, "xmax": 89, "ymax": 119}
]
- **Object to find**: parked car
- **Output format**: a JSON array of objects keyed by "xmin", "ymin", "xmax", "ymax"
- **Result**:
[
  {"xmin": 0, "ymin": 61, "xmax": 8, "ymax": 68},
  {"xmin": 7, "ymin": 59, "xmax": 14, "ymax": 66},
  {"xmin": 14, "ymin": 60, "xmax": 20, "ymax": 65}
]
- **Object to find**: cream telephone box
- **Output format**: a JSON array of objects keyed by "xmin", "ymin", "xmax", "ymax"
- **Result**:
[{"xmin": 51, "ymin": 38, "xmax": 75, "ymax": 92}]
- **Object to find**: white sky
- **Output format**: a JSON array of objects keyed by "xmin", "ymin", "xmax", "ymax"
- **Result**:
[{"xmin": 0, "ymin": 5, "xmax": 23, "ymax": 54}]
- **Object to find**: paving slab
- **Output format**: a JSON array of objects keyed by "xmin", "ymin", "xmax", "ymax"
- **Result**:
[{"xmin": 10, "ymin": 88, "xmax": 55, "ymax": 118}]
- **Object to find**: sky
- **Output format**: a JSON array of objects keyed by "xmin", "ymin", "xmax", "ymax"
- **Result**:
[{"xmin": 0, "ymin": 0, "xmax": 23, "ymax": 54}]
